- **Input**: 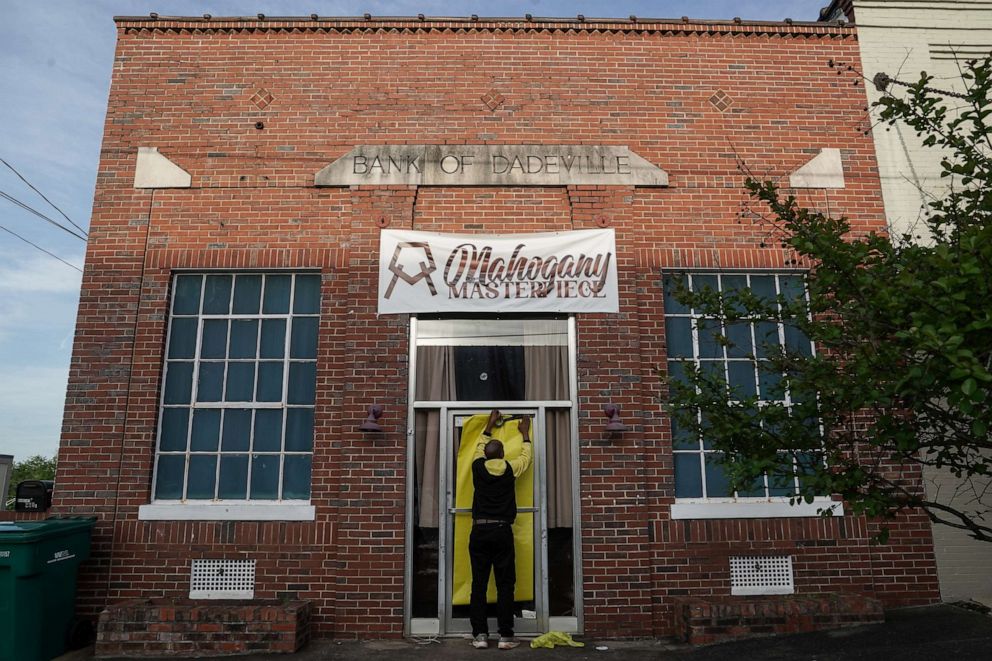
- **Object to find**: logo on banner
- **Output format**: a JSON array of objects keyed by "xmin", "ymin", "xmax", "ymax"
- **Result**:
[{"xmin": 384, "ymin": 242, "xmax": 438, "ymax": 299}]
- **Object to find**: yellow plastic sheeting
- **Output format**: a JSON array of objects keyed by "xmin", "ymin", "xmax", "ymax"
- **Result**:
[
  {"xmin": 530, "ymin": 632, "xmax": 585, "ymax": 649},
  {"xmin": 451, "ymin": 414, "xmax": 534, "ymax": 606}
]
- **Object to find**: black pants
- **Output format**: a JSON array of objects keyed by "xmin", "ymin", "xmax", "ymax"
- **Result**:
[{"xmin": 469, "ymin": 522, "xmax": 515, "ymax": 637}]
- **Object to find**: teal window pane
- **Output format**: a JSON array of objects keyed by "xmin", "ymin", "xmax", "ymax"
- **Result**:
[
  {"xmin": 196, "ymin": 362, "xmax": 224, "ymax": 402},
  {"xmin": 728, "ymin": 362, "xmax": 758, "ymax": 399},
  {"xmin": 722, "ymin": 274, "xmax": 748, "ymax": 314},
  {"xmin": 755, "ymin": 321, "xmax": 781, "ymax": 358},
  {"xmin": 159, "ymin": 408, "xmax": 190, "ymax": 452},
  {"xmin": 662, "ymin": 274, "xmax": 690, "ymax": 315},
  {"xmin": 674, "ymin": 454, "xmax": 703, "ymax": 498},
  {"xmin": 229, "ymin": 320, "xmax": 259, "ymax": 359},
  {"xmin": 218, "ymin": 455, "xmax": 248, "ymax": 499},
  {"xmin": 250, "ymin": 455, "xmax": 280, "ymax": 499},
  {"xmin": 691, "ymin": 274, "xmax": 718, "ymax": 295},
  {"xmin": 750, "ymin": 275, "xmax": 777, "ymax": 303},
  {"xmin": 263, "ymin": 274, "xmax": 291, "ymax": 313},
  {"xmin": 232, "ymin": 274, "xmax": 262, "ymax": 314},
  {"xmin": 696, "ymin": 319, "xmax": 723, "ymax": 358},
  {"xmin": 200, "ymin": 319, "xmax": 228, "ymax": 359},
  {"xmin": 253, "ymin": 409, "xmax": 283, "ymax": 452},
  {"xmin": 190, "ymin": 409, "xmax": 221, "ymax": 451},
  {"xmin": 704, "ymin": 455, "xmax": 732, "ymax": 497},
  {"xmin": 256, "ymin": 362, "xmax": 284, "ymax": 402},
  {"xmin": 779, "ymin": 275, "xmax": 805, "ymax": 303},
  {"xmin": 667, "ymin": 360, "xmax": 689, "ymax": 396},
  {"xmin": 664, "ymin": 317, "xmax": 693, "ymax": 358},
  {"xmin": 699, "ymin": 360, "xmax": 724, "ymax": 384},
  {"xmin": 784, "ymin": 324, "xmax": 812, "ymax": 357},
  {"xmin": 759, "ymin": 367, "xmax": 785, "ymax": 400},
  {"xmin": 202, "ymin": 274, "xmax": 232, "ymax": 314},
  {"xmin": 225, "ymin": 363, "xmax": 256, "ymax": 401},
  {"xmin": 154, "ymin": 455, "xmax": 185, "ymax": 499},
  {"xmin": 283, "ymin": 455, "xmax": 312, "ymax": 499},
  {"xmin": 260, "ymin": 319, "xmax": 286, "ymax": 358},
  {"xmin": 221, "ymin": 409, "xmax": 252, "ymax": 451},
  {"xmin": 173, "ymin": 275, "xmax": 202, "ymax": 315},
  {"xmin": 288, "ymin": 362, "xmax": 316, "ymax": 405},
  {"xmin": 290, "ymin": 317, "xmax": 319, "ymax": 359},
  {"xmin": 769, "ymin": 456, "xmax": 798, "ymax": 496},
  {"xmin": 163, "ymin": 361, "xmax": 193, "ymax": 404},
  {"xmin": 725, "ymin": 322, "xmax": 752, "ymax": 359},
  {"xmin": 285, "ymin": 408, "xmax": 314, "ymax": 452},
  {"xmin": 796, "ymin": 452, "xmax": 822, "ymax": 494},
  {"xmin": 168, "ymin": 318, "xmax": 198, "ymax": 359},
  {"xmin": 187, "ymin": 455, "xmax": 217, "ymax": 499},
  {"xmin": 293, "ymin": 274, "xmax": 321, "ymax": 314},
  {"xmin": 670, "ymin": 413, "xmax": 697, "ymax": 450},
  {"xmin": 737, "ymin": 471, "xmax": 767, "ymax": 497}
]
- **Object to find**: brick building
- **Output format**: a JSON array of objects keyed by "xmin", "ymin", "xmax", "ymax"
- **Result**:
[{"xmin": 9, "ymin": 15, "xmax": 941, "ymax": 641}]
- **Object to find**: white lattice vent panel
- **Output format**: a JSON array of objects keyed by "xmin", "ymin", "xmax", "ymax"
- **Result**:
[
  {"xmin": 730, "ymin": 555, "xmax": 794, "ymax": 596},
  {"xmin": 190, "ymin": 559, "xmax": 255, "ymax": 599}
]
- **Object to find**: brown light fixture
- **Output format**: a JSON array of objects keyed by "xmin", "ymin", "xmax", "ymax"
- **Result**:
[
  {"xmin": 360, "ymin": 405, "xmax": 385, "ymax": 432},
  {"xmin": 603, "ymin": 404, "xmax": 628, "ymax": 432}
]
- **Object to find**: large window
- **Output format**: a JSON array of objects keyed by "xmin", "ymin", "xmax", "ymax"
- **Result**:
[
  {"xmin": 664, "ymin": 272, "xmax": 818, "ymax": 502},
  {"xmin": 153, "ymin": 272, "xmax": 320, "ymax": 502}
]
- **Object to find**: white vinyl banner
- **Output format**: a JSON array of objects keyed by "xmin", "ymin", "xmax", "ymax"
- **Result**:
[{"xmin": 377, "ymin": 229, "xmax": 619, "ymax": 314}]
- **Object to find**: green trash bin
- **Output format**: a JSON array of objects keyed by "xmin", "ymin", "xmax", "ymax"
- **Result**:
[{"xmin": 0, "ymin": 517, "xmax": 97, "ymax": 661}]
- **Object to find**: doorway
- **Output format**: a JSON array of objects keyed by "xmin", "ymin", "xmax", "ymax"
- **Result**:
[{"xmin": 405, "ymin": 317, "xmax": 581, "ymax": 636}]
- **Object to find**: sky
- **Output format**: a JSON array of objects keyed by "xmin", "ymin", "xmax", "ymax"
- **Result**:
[{"xmin": 0, "ymin": 0, "xmax": 829, "ymax": 461}]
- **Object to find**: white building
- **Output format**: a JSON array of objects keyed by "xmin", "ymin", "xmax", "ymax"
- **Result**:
[{"xmin": 822, "ymin": 0, "xmax": 992, "ymax": 607}]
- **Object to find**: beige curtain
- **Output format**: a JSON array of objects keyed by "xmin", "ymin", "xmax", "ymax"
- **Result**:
[
  {"xmin": 415, "ymin": 346, "xmax": 455, "ymax": 528},
  {"xmin": 525, "ymin": 346, "xmax": 573, "ymax": 528}
]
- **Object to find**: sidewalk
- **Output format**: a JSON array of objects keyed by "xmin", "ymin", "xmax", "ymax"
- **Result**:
[{"xmin": 65, "ymin": 604, "xmax": 992, "ymax": 660}]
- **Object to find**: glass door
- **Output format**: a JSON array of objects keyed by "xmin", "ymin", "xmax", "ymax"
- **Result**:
[
  {"xmin": 405, "ymin": 317, "xmax": 582, "ymax": 637},
  {"xmin": 443, "ymin": 408, "xmax": 541, "ymax": 635}
]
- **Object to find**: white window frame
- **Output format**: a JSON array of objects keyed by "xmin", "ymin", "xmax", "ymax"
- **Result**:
[
  {"xmin": 664, "ymin": 270, "xmax": 842, "ymax": 520},
  {"xmin": 140, "ymin": 271, "xmax": 319, "ymax": 522}
]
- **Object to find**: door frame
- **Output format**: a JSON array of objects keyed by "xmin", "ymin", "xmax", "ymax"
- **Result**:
[{"xmin": 403, "ymin": 315, "xmax": 584, "ymax": 637}]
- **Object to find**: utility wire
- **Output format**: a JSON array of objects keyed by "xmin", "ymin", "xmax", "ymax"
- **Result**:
[
  {"xmin": 0, "ymin": 190, "xmax": 87, "ymax": 242},
  {"xmin": 0, "ymin": 223, "xmax": 83, "ymax": 273},
  {"xmin": 0, "ymin": 157, "xmax": 88, "ymax": 236}
]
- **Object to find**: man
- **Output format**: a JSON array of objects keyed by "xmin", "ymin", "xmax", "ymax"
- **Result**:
[{"xmin": 470, "ymin": 409, "xmax": 532, "ymax": 650}]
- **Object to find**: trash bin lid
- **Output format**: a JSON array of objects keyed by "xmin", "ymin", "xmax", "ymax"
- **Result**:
[{"xmin": 0, "ymin": 517, "xmax": 95, "ymax": 544}]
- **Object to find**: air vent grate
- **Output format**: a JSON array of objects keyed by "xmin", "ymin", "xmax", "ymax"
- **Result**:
[
  {"xmin": 190, "ymin": 559, "xmax": 255, "ymax": 599},
  {"xmin": 730, "ymin": 555, "xmax": 794, "ymax": 596}
]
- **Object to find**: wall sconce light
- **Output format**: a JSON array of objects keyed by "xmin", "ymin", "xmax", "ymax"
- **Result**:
[
  {"xmin": 360, "ymin": 405, "xmax": 384, "ymax": 432},
  {"xmin": 603, "ymin": 404, "xmax": 628, "ymax": 432}
]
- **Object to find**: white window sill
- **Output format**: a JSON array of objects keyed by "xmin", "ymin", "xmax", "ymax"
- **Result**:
[
  {"xmin": 671, "ymin": 498, "xmax": 843, "ymax": 520},
  {"xmin": 138, "ymin": 501, "xmax": 315, "ymax": 521}
]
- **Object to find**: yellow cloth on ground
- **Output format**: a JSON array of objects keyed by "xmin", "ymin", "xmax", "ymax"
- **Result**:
[
  {"xmin": 530, "ymin": 631, "xmax": 585, "ymax": 649},
  {"xmin": 451, "ymin": 414, "xmax": 534, "ymax": 606}
]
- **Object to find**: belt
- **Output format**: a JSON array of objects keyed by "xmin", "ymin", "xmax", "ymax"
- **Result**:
[{"xmin": 473, "ymin": 518, "xmax": 509, "ymax": 526}]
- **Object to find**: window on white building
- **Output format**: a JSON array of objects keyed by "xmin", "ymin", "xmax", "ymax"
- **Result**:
[{"xmin": 152, "ymin": 272, "xmax": 320, "ymax": 502}]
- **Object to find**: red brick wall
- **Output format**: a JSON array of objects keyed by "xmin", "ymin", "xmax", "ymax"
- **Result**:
[{"xmin": 41, "ymin": 17, "xmax": 938, "ymax": 639}]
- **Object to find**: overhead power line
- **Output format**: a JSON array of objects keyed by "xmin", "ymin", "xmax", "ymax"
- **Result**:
[
  {"xmin": 0, "ymin": 222, "xmax": 83, "ymax": 273},
  {"xmin": 0, "ymin": 190, "xmax": 87, "ymax": 242},
  {"xmin": 0, "ymin": 157, "xmax": 88, "ymax": 237}
]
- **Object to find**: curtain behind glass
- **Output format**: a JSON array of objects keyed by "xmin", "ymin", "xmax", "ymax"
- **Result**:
[
  {"xmin": 524, "ymin": 345, "xmax": 573, "ymax": 528},
  {"xmin": 415, "ymin": 346, "xmax": 455, "ymax": 527}
]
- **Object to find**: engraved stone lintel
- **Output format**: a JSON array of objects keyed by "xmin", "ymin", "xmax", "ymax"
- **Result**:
[{"xmin": 314, "ymin": 145, "xmax": 668, "ymax": 187}]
